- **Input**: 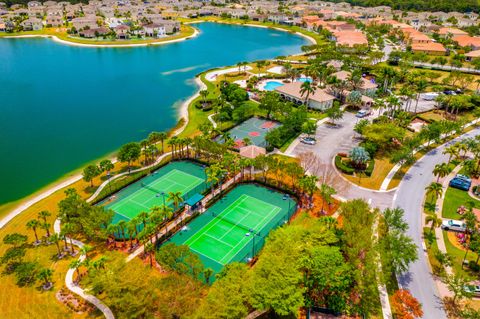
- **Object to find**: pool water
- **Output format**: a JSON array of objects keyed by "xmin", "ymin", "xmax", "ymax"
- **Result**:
[
  {"xmin": 296, "ymin": 77, "xmax": 312, "ymax": 83},
  {"xmin": 264, "ymin": 81, "xmax": 284, "ymax": 91}
]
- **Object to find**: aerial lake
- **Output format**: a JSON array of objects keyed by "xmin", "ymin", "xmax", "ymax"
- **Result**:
[{"xmin": 0, "ymin": 22, "xmax": 308, "ymax": 205}]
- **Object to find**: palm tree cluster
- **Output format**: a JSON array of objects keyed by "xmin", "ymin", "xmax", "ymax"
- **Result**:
[
  {"xmin": 138, "ymin": 131, "xmax": 167, "ymax": 165},
  {"xmin": 106, "ymin": 202, "xmax": 175, "ymax": 255},
  {"xmin": 26, "ymin": 210, "xmax": 52, "ymax": 245}
]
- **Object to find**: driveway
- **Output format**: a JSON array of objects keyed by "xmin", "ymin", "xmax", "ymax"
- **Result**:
[
  {"xmin": 394, "ymin": 127, "xmax": 480, "ymax": 318},
  {"xmin": 287, "ymin": 112, "xmax": 394, "ymax": 210}
]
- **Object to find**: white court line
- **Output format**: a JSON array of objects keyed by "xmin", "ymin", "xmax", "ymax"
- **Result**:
[
  {"xmin": 184, "ymin": 195, "xmax": 249, "ymax": 247},
  {"xmin": 189, "ymin": 247, "xmax": 224, "ymax": 265},
  {"xmin": 219, "ymin": 203, "xmax": 281, "ymax": 264},
  {"xmin": 204, "ymin": 233, "xmax": 234, "ymax": 248}
]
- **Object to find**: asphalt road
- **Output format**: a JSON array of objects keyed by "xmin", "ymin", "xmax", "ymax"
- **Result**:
[
  {"xmin": 288, "ymin": 112, "xmax": 394, "ymax": 210},
  {"xmin": 394, "ymin": 127, "xmax": 480, "ymax": 318}
]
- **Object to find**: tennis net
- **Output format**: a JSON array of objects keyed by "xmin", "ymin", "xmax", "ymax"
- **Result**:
[
  {"xmin": 142, "ymin": 183, "xmax": 163, "ymax": 194},
  {"xmin": 212, "ymin": 211, "xmax": 260, "ymax": 234}
]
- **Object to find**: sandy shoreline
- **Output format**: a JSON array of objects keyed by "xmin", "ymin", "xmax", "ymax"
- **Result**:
[{"xmin": 2, "ymin": 27, "xmax": 199, "ymax": 48}]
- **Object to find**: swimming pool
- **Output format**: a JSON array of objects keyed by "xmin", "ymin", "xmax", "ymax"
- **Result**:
[
  {"xmin": 264, "ymin": 81, "xmax": 284, "ymax": 91},
  {"xmin": 296, "ymin": 77, "xmax": 312, "ymax": 83}
]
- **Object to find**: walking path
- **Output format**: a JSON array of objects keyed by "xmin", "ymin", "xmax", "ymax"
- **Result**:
[{"xmin": 53, "ymin": 219, "xmax": 115, "ymax": 319}]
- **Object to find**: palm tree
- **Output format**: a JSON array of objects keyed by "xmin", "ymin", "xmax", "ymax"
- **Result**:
[
  {"xmin": 62, "ymin": 222, "xmax": 76, "ymax": 253},
  {"xmin": 38, "ymin": 210, "xmax": 51, "ymax": 224},
  {"xmin": 300, "ymin": 81, "xmax": 316, "ymax": 104},
  {"xmin": 206, "ymin": 164, "xmax": 220, "ymax": 194},
  {"xmin": 50, "ymin": 233, "xmax": 62, "ymax": 257},
  {"xmin": 299, "ymin": 175, "xmax": 319, "ymax": 207},
  {"xmin": 443, "ymin": 145, "xmax": 459, "ymax": 164},
  {"xmin": 425, "ymin": 211, "xmax": 442, "ymax": 231},
  {"xmin": 319, "ymin": 183, "xmax": 336, "ymax": 214},
  {"xmin": 42, "ymin": 222, "xmax": 51, "ymax": 238},
  {"xmin": 37, "ymin": 268, "xmax": 53, "ymax": 289},
  {"xmin": 126, "ymin": 221, "xmax": 137, "ymax": 250},
  {"xmin": 425, "ymin": 182, "xmax": 443, "ymax": 201},
  {"xmin": 413, "ymin": 79, "xmax": 428, "ymax": 114},
  {"xmin": 26, "ymin": 219, "xmax": 40, "ymax": 244},
  {"xmin": 80, "ymin": 244, "xmax": 93, "ymax": 259},
  {"xmin": 145, "ymin": 242, "xmax": 155, "ymax": 267},
  {"xmin": 138, "ymin": 211, "xmax": 150, "ymax": 228},
  {"xmin": 118, "ymin": 220, "xmax": 127, "ymax": 247},
  {"xmin": 158, "ymin": 132, "xmax": 167, "ymax": 154},
  {"xmin": 167, "ymin": 191, "xmax": 183, "ymax": 211},
  {"xmin": 69, "ymin": 259, "xmax": 82, "ymax": 282},
  {"xmin": 203, "ymin": 268, "xmax": 214, "ymax": 284},
  {"xmin": 433, "ymin": 163, "xmax": 451, "ymax": 182}
]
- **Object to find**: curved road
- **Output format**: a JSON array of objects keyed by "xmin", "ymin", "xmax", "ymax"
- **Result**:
[
  {"xmin": 394, "ymin": 127, "xmax": 480, "ymax": 318},
  {"xmin": 287, "ymin": 112, "xmax": 395, "ymax": 209}
]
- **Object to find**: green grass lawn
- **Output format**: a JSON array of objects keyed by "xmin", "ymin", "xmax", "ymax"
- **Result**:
[
  {"xmin": 442, "ymin": 187, "xmax": 480, "ymax": 219},
  {"xmin": 443, "ymin": 230, "xmax": 479, "ymax": 278}
]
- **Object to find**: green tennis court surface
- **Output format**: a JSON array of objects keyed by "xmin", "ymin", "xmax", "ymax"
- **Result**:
[
  {"xmin": 102, "ymin": 161, "xmax": 207, "ymax": 223},
  {"xmin": 215, "ymin": 117, "xmax": 280, "ymax": 148},
  {"xmin": 168, "ymin": 184, "xmax": 296, "ymax": 273}
]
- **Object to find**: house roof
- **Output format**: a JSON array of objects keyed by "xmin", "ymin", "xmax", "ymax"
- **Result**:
[
  {"xmin": 411, "ymin": 42, "xmax": 447, "ymax": 53},
  {"xmin": 239, "ymin": 145, "xmax": 266, "ymax": 159},
  {"xmin": 465, "ymin": 50, "xmax": 480, "ymax": 58},
  {"xmin": 275, "ymin": 82, "xmax": 336, "ymax": 103},
  {"xmin": 334, "ymin": 30, "xmax": 368, "ymax": 47},
  {"xmin": 453, "ymin": 35, "xmax": 480, "ymax": 48},
  {"xmin": 437, "ymin": 27, "xmax": 468, "ymax": 36}
]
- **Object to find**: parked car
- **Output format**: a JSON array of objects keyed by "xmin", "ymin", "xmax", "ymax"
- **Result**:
[
  {"xmin": 355, "ymin": 109, "xmax": 372, "ymax": 118},
  {"xmin": 300, "ymin": 137, "xmax": 316, "ymax": 145},
  {"xmin": 422, "ymin": 92, "xmax": 439, "ymax": 101},
  {"xmin": 443, "ymin": 90, "xmax": 457, "ymax": 95},
  {"xmin": 464, "ymin": 284, "xmax": 480, "ymax": 297},
  {"xmin": 456, "ymin": 174, "xmax": 471, "ymax": 182},
  {"xmin": 441, "ymin": 219, "xmax": 467, "ymax": 232},
  {"xmin": 449, "ymin": 175, "xmax": 471, "ymax": 191}
]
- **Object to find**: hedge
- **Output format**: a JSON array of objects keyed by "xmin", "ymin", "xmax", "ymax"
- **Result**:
[
  {"xmin": 365, "ymin": 159, "xmax": 375, "ymax": 177},
  {"xmin": 335, "ymin": 155, "xmax": 354, "ymax": 175}
]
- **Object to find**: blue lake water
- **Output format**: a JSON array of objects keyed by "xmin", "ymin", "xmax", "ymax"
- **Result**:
[{"xmin": 0, "ymin": 22, "xmax": 308, "ymax": 204}]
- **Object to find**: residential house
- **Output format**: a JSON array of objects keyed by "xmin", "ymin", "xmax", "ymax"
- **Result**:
[
  {"xmin": 332, "ymin": 30, "xmax": 368, "ymax": 48},
  {"xmin": 72, "ymin": 16, "xmax": 98, "ymax": 30},
  {"xmin": 21, "ymin": 17, "xmax": 43, "ymax": 31},
  {"xmin": 453, "ymin": 35, "xmax": 480, "ymax": 50},
  {"xmin": 411, "ymin": 42, "xmax": 447, "ymax": 55},
  {"xmin": 465, "ymin": 50, "xmax": 480, "ymax": 61},
  {"xmin": 46, "ymin": 14, "xmax": 63, "ymax": 27},
  {"xmin": 436, "ymin": 27, "xmax": 468, "ymax": 38},
  {"xmin": 114, "ymin": 24, "xmax": 130, "ymax": 39},
  {"xmin": 275, "ymin": 82, "xmax": 335, "ymax": 111},
  {"xmin": 79, "ymin": 26, "xmax": 109, "ymax": 38},
  {"xmin": 331, "ymin": 70, "xmax": 378, "ymax": 96},
  {"xmin": 143, "ymin": 23, "xmax": 166, "ymax": 37}
]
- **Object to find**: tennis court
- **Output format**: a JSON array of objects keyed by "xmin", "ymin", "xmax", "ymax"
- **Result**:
[
  {"xmin": 215, "ymin": 117, "xmax": 281, "ymax": 148},
  {"xmin": 169, "ymin": 184, "xmax": 297, "ymax": 273},
  {"xmin": 102, "ymin": 161, "xmax": 208, "ymax": 224}
]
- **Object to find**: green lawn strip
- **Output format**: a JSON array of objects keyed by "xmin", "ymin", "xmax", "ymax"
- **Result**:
[
  {"xmin": 443, "ymin": 230, "xmax": 478, "ymax": 278},
  {"xmin": 442, "ymin": 187, "xmax": 480, "ymax": 219},
  {"xmin": 0, "ymin": 25, "xmax": 196, "ymax": 46},
  {"xmin": 423, "ymin": 227, "xmax": 445, "ymax": 277},
  {"xmin": 178, "ymin": 73, "xmax": 216, "ymax": 138}
]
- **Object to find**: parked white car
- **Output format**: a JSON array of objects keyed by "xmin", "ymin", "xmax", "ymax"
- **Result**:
[{"xmin": 441, "ymin": 219, "xmax": 467, "ymax": 232}]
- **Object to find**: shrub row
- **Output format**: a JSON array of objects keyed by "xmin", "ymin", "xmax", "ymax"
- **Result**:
[
  {"xmin": 335, "ymin": 155, "xmax": 354, "ymax": 175},
  {"xmin": 365, "ymin": 159, "xmax": 375, "ymax": 177}
]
